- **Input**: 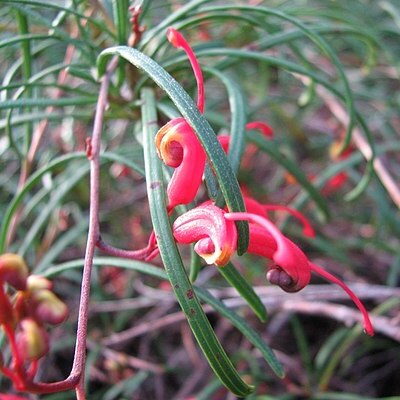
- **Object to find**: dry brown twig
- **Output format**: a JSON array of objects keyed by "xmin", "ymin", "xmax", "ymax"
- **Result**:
[{"xmin": 99, "ymin": 284, "xmax": 400, "ymax": 345}]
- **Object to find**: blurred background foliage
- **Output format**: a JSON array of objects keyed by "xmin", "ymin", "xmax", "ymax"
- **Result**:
[{"xmin": 0, "ymin": 0, "xmax": 399, "ymax": 398}]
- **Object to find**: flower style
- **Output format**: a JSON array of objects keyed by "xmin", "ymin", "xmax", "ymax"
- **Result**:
[
  {"xmin": 155, "ymin": 28, "xmax": 206, "ymax": 211},
  {"xmin": 172, "ymin": 203, "xmax": 374, "ymax": 336}
]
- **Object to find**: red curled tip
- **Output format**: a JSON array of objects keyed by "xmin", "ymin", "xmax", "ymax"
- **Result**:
[
  {"xmin": 246, "ymin": 121, "xmax": 274, "ymax": 138},
  {"xmin": 310, "ymin": 263, "xmax": 374, "ymax": 336},
  {"xmin": 166, "ymin": 27, "xmax": 205, "ymax": 113},
  {"xmin": 166, "ymin": 27, "xmax": 181, "ymax": 47}
]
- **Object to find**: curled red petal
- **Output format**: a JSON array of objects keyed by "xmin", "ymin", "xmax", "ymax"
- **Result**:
[
  {"xmin": 310, "ymin": 262, "xmax": 374, "ymax": 336},
  {"xmin": 173, "ymin": 203, "xmax": 237, "ymax": 266},
  {"xmin": 167, "ymin": 28, "xmax": 205, "ymax": 113},
  {"xmin": 155, "ymin": 118, "xmax": 206, "ymax": 209}
]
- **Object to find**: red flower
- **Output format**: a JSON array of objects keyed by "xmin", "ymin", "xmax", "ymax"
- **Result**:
[
  {"xmin": 172, "ymin": 203, "xmax": 374, "ymax": 336},
  {"xmin": 155, "ymin": 28, "xmax": 206, "ymax": 210}
]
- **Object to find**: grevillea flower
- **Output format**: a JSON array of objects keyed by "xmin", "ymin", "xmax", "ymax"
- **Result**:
[
  {"xmin": 172, "ymin": 203, "xmax": 374, "ymax": 336},
  {"xmin": 155, "ymin": 28, "xmax": 206, "ymax": 210}
]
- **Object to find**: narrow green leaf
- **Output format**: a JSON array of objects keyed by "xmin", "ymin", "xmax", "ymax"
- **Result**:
[
  {"xmin": 141, "ymin": 87, "xmax": 253, "ymax": 397},
  {"xmin": 0, "ymin": 152, "xmax": 143, "ymax": 253},
  {"xmin": 18, "ymin": 164, "xmax": 90, "ymax": 256},
  {"xmin": 195, "ymin": 286, "xmax": 285, "ymax": 378},
  {"xmin": 139, "ymin": 0, "xmax": 213, "ymax": 51},
  {"xmin": 113, "ymin": 0, "xmax": 129, "ymax": 44},
  {"xmin": 97, "ymin": 45, "xmax": 249, "ymax": 254},
  {"xmin": 218, "ymin": 262, "xmax": 267, "ymax": 322},
  {"xmin": 3, "ymin": 0, "xmax": 114, "ymax": 39},
  {"xmin": 0, "ymin": 96, "xmax": 98, "ymax": 110},
  {"xmin": 201, "ymin": 4, "xmax": 358, "ymax": 149},
  {"xmin": 203, "ymin": 67, "xmax": 247, "ymax": 207},
  {"xmin": 0, "ymin": 33, "xmax": 58, "ymax": 49},
  {"xmin": 189, "ymin": 247, "xmax": 203, "ymax": 283}
]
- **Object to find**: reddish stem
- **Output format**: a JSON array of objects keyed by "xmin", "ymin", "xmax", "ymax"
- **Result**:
[
  {"xmin": 96, "ymin": 232, "xmax": 157, "ymax": 260},
  {"xmin": 26, "ymin": 360, "xmax": 38, "ymax": 381},
  {"xmin": 3, "ymin": 323, "xmax": 24, "ymax": 378}
]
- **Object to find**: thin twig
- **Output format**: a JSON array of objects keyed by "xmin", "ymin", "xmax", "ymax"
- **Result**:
[
  {"xmin": 101, "ymin": 284, "xmax": 400, "ymax": 346},
  {"xmin": 87, "ymin": 341, "xmax": 165, "ymax": 374},
  {"xmin": 71, "ymin": 55, "xmax": 119, "ymax": 399}
]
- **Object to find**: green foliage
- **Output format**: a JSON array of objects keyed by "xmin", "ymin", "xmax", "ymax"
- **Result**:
[{"xmin": 1, "ymin": 0, "xmax": 399, "ymax": 398}]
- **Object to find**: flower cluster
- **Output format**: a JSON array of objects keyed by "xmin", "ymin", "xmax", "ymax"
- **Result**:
[
  {"xmin": 155, "ymin": 28, "xmax": 374, "ymax": 336},
  {"xmin": 0, "ymin": 254, "xmax": 68, "ymax": 391}
]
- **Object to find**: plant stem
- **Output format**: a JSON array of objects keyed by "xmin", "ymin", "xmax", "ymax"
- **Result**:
[{"xmin": 71, "ymin": 55, "xmax": 119, "ymax": 399}]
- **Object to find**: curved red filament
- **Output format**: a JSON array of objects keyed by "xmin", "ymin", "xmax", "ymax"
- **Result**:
[{"xmin": 167, "ymin": 28, "xmax": 205, "ymax": 113}]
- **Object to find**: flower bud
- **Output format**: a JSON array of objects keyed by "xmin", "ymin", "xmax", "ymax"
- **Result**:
[
  {"xmin": 0, "ymin": 253, "xmax": 28, "ymax": 290},
  {"xmin": 31, "ymin": 290, "xmax": 68, "ymax": 325},
  {"xmin": 27, "ymin": 275, "xmax": 53, "ymax": 291},
  {"xmin": 16, "ymin": 318, "xmax": 49, "ymax": 361}
]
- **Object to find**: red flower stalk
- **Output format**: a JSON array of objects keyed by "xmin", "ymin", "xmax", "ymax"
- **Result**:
[
  {"xmin": 155, "ymin": 28, "xmax": 206, "ymax": 210},
  {"xmin": 172, "ymin": 203, "xmax": 374, "ymax": 335}
]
